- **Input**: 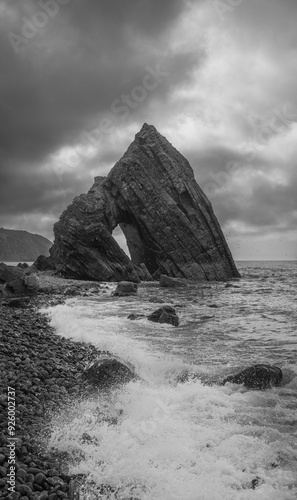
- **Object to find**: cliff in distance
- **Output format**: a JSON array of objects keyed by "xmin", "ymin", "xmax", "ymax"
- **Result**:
[
  {"xmin": 0, "ymin": 228, "xmax": 52, "ymax": 262},
  {"xmin": 49, "ymin": 124, "xmax": 240, "ymax": 282}
]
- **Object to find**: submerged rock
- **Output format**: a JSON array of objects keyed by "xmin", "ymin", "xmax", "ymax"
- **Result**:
[
  {"xmin": 113, "ymin": 281, "xmax": 138, "ymax": 297},
  {"xmin": 127, "ymin": 313, "xmax": 146, "ymax": 320},
  {"xmin": 38, "ymin": 284, "xmax": 55, "ymax": 294},
  {"xmin": 49, "ymin": 124, "xmax": 240, "ymax": 282},
  {"xmin": 222, "ymin": 364, "xmax": 282, "ymax": 390},
  {"xmin": 147, "ymin": 305, "xmax": 179, "ymax": 327},
  {"xmin": 63, "ymin": 286, "xmax": 80, "ymax": 296},
  {"xmin": 82, "ymin": 355, "xmax": 138, "ymax": 386},
  {"xmin": 176, "ymin": 370, "xmax": 200, "ymax": 384},
  {"xmin": 159, "ymin": 274, "xmax": 189, "ymax": 288},
  {"xmin": 250, "ymin": 477, "xmax": 264, "ymax": 490},
  {"xmin": 225, "ymin": 283, "xmax": 240, "ymax": 289}
]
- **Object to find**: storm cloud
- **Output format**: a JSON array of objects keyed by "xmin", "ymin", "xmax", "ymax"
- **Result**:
[{"xmin": 0, "ymin": 0, "xmax": 296, "ymax": 259}]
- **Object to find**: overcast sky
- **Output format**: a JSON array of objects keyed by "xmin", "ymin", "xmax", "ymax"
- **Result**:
[{"xmin": 0, "ymin": 0, "xmax": 296, "ymax": 260}]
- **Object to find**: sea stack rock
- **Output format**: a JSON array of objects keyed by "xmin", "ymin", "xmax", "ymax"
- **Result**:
[{"xmin": 49, "ymin": 124, "xmax": 240, "ymax": 281}]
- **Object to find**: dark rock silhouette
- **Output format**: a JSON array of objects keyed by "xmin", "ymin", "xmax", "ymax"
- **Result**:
[
  {"xmin": 0, "ymin": 263, "xmax": 39, "ymax": 297},
  {"xmin": 250, "ymin": 477, "xmax": 264, "ymax": 490},
  {"xmin": 5, "ymin": 297, "xmax": 31, "ymax": 308},
  {"xmin": 113, "ymin": 281, "xmax": 138, "ymax": 296},
  {"xmin": 82, "ymin": 354, "xmax": 138, "ymax": 387},
  {"xmin": 147, "ymin": 305, "xmax": 179, "ymax": 327},
  {"xmin": 127, "ymin": 313, "xmax": 146, "ymax": 320},
  {"xmin": 49, "ymin": 124, "xmax": 240, "ymax": 281},
  {"xmin": 222, "ymin": 364, "xmax": 282, "ymax": 390},
  {"xmin": 33, "ymin": 255, "xmax": 55, "ymax": 271},
  {"xmin": 159, "ymin": 274, "xmax": 189, "ymax": 288},
  {"xmin": 17, "ymin": 263, "xmax": 29, "ymax": 269},
  {"xmin": 127, "ymin": 306, "xmax": 179, "ymax": 326}
]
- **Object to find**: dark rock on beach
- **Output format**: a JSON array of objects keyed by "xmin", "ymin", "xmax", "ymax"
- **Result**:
[
  {"xmin": 17, "ymin": 263, "xmax": 29, "ymax": 269},
  {"xmin": 159, "ymin": 274, "xmax": 189, "ymax": 288},
  {"xmin": 49, "ymin": 124, "xmax": 240, "ymax": 282},
  {"xmin": 0, "ymin": 263, "xmax": 39, "ymax": 297},
  {"xmin": 5, "ymin": 297, "xmax": 31, "ymax": 308},
  {"xmin": 113, "ymin": 281, "xmax": 138, "ymax": 297},
  {"xmin": 38, "ymin": 283, "xmax": 55, "ymax": 295},
  {"xmin": 147, "ymin": 305, "xmax": 179, "ymax": 327},
  {"xmin": 222, "ymin": 364, "xmax": 282, "ymax": 390},
  {"xmin": 33, "ymin": 255, "xmax": 56, "ymax": 272},
  {"xmin": 127, "ymin": 306, "xmax": 180, "ymax": 326},
  {"xmin": 82, "ymin": 354, "xmax": 138, "ymax": 387},
  {"xmin": 0, "ymin": 262, "xmax": 24, "ymax": 284}
]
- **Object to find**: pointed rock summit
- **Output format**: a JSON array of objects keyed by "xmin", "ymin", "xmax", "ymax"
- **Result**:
[{"xmin": 49, "ymin": 124, "xmax": 240, "ymax": 281}]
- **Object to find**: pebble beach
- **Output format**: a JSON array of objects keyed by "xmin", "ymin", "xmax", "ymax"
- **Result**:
[
  {"xmin": 0, "ymin": 273, "xmax": 111, "ymax": 500},
  {"xmin": 1, "ymin": 263, "xmax": 297, "ymax": 499}
]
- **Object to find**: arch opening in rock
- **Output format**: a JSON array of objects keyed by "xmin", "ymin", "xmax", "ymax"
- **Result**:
[{"xmin": 112, "ymin": 226, "xmax": 131, "ymax": 260}]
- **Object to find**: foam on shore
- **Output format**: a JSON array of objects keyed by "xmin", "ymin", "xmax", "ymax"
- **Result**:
[{"xmin": 45, "ymin": 297, "xmax": 297, "ymax": 500}]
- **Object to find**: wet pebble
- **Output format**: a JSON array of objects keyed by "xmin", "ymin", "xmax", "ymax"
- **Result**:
[{"xmin": 0, "ymin": 294, "xmax": 103, "ymax": 500}]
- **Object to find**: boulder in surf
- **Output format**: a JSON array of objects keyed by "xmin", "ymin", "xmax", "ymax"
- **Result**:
[
  {"xmin": 222, "ymin": 364, "xmax": 282, "ymax": 390},
  {"xmin": 159, "ymin": 275, "xmax": 189, "ymax": 288},
  {"xmin": 147, "ymin": 305, "xmax": 179, "ymax": 327},
  {"xmin": 113, "ymin": 281, "xmax": 138, "ymax": 297},
  {"xmin": 82, "ymin": 354, "xmax": 138, "ymax": 387},
  {"xmin": 127, "ymin": 313, "xmax": 146, "ymax": 320}
]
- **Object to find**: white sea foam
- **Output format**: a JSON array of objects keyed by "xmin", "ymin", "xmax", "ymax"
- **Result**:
[
  {"xmin": 48, "ymin": 377, "xmax": 297, "ymax": 499},
  {"xmin": 43, "ymin": 270, "xmax": 297, "ymax": 500}
]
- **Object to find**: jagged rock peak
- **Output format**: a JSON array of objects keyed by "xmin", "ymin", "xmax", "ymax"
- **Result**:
[{"xmin": 49, "ymin": 124, "xmax": 240, "ymax": 282}]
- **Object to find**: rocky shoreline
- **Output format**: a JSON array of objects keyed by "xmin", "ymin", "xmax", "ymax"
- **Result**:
[
  {"xmin": 0, "ymin": 269, "xmax": 286, "ymax": 499},
  {"xmin": 0, "ymin": 275, "xmax": 111, "ymax": 500}
]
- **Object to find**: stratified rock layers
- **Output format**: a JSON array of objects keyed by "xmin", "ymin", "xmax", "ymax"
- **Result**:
[{"xmin": 50, "ymin": 124, "xmax": 240, "ymax": 281}]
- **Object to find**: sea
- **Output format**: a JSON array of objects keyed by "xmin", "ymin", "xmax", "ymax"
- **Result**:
[
  {"xmin": 3, "ymin": 262, "xmax": 34, "ymax": 267},
  {"xmin": 41, "ymin": 261, "xmax": 297, "ymax": 500}
]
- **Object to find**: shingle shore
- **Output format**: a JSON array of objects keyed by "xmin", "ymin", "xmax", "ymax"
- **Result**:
[{"xmin": 0, "ymin": 281, "xmax": 109, "ymax": 500}]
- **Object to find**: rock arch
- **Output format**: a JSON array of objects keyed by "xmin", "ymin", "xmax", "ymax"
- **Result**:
[{"xmin": 49, "ymin": 124, "xmax": 240, "ymax": 282}]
